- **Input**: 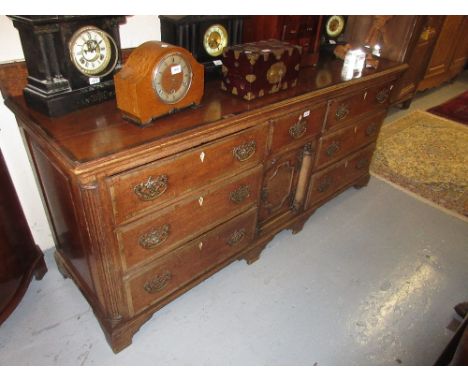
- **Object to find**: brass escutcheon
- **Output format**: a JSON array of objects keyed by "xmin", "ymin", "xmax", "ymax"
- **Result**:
[
  {"xmin": 227, "ymin": 229, "xmax": 246, "ymax": 246},
  {"xmin": 230, "ymin": 185, "xmax": 251, "ymax": 204},
  {"xmin": 326, "ymin": 141, "xmax": 341, "ymax": 157},
  {"xmin": 289, "ymin": 119, "xmax": 308, "ymax": 139},
  {"xmin": 376, "ymin": 88, "xmax": 390, "ymax": 104},
  {"xmin": 139, "ymin": 224, "xmax": 170, "ymax": 249},
  {"xmin": 267, "ymin": 62, "xmax": 287, "ymax": 84},
  {"xmin": 134, "ymin": 175, "xmax": 168, "ymax": 201},
  {"xmin": 335, "ymin": 104, "xmax": 349, "ymax": 120},
  {"xmin": 144, "ymin": 270, "xmax": 172, "ymax": 294},
  {"xmin": 233, "ymin": 140, "xmax": 256, "ymax": 162}
]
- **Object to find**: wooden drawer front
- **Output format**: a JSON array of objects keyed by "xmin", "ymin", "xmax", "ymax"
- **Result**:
[
  {"xmin": 325, "ymin": 83, "xmax": 393, "ymax": 130},
  {"xmin": 316, "ymin": 111, "xmax": 386, "ymax": 169},
  {"xmin": 127, "ymin": 208, "xmax": 257, "ymax": 315},
  {"xmin": 307, "ymin": 144, "xmax": 375, "ymax": 207},
  {"xmin": 270, "ymin": 103, "xmax": 326, "ymax": 153},
  {"xmin": 108, "ymin": 123, "xmax": 268, "ymax": 225},
  {"xmin": 116, "ymin": 165, "xmax": 262, "ymax": 270}
]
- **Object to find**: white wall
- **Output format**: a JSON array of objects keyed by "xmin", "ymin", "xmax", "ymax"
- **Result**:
[{"xmin": 0, "ymin": 15, "xmax": 161, "ymax": 251}]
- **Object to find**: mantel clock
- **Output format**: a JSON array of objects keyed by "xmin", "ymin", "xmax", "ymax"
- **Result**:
[
  {"xmin": 9, "ymin": 15, "xmax": 125, "ymax": 117},
  {"xmin": 159, "ymin": 16, "xmax": 245, "ymax": 74}
]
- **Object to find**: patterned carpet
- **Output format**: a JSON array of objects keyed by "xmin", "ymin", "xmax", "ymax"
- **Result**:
[
  {"xmin": 370, "ymin": 110, "xmax": 468, "ymax": 220},
  {"xmin": 428, "ymin": 91, "xmax": 468, "ymax": 125}
]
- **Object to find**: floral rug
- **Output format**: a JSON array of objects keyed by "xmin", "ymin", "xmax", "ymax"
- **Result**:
[
  {"xmin": 370, "ymin": 110, "xmax": 468, "ymax": 220},
  {"xmin": 427, "ymin": 91, "xmax": 468, "ymax": 125}
]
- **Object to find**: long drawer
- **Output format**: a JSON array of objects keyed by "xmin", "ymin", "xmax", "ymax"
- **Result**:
[
  {"xmin": 116, "ymin": 165, "xmax": 262, "ymax": 271},
  {"xmin": 125, "ymin": 207, "xmax": 257, "ymax": 316},
  {"xmin": 325, "ymin": 82, "xmax": 394, "ymax": 131},
  {"xmin": 315, "ymin": 110, "xmax": 385, "ymax": 169},
  {"xmin": 307, "ymin": 144, "xmax": 375, "ymax": 208},
  {"xmin": 108, "ymin": 123, "xmax": 268, "ymax": 225}
]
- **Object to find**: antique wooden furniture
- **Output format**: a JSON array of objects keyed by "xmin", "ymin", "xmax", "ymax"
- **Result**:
[
  {"xmin": 9, "ymin": 16, "xmax": 126, "ymax": 117},
  {"xmin": 114, "ymin": 41, "xmax": 204, "ymax": 124},
  {"xmin": 345, "ymin": 16, "xmax": 442, "ymax": 108},
  {"xmin": 0, "ymin": 148, "xmax": 47, "ymax": 325},
  {"xmin": 418, "ymin": 16, "xmax": 468, "ymax": 91},
  {"xmin": 243, "ymin": 16, "xmax": 323, "ymax": 66},
  {"xmin": 221, "ymin": 40, "xmax": 302, "ymax": 101},
  {"xmin": 3, "ymin": 53, "xmax": 406, "ymax": 352}
]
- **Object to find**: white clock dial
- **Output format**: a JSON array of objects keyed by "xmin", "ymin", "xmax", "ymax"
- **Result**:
[
  {"xmin": 152, "ymin": 53, "xmax": 193, "ymax": 104},
  {"xmin": 69, "ymin": 26, "xmax": 116, "ymax": 76}
]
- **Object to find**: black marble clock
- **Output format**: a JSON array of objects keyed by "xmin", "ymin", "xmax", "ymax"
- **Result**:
[
  {"xmin": 159, "ymin": 15, "xmax": 245, "ymax": 75},
  {"xmin": 9, "ymin": 16, "xmax": 126, "ymax": 117}
]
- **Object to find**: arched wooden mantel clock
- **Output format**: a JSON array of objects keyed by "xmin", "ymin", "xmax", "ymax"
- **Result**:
[
  {"xmin": 114, "ymin": 41, "xmax": 204, "ymax": 125},
  {"xmin": 159, "ymin": 16, "xmax": 245, "ymax": 75}
]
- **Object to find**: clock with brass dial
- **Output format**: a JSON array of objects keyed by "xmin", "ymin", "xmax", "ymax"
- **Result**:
[
  {"xmin": 203, "ymin": 24, "xmax": 229, "ymax": 57},
  {"xmin": 9, "ymin": 16, "xmax": 125, "ymax": 117},
  {"xmin": 114, "ymin": 41, "xmax": 204, "ymax": 125},
  {"xmin": 69, "ymin": 26, "xmax": 118, "ymax": 77}
]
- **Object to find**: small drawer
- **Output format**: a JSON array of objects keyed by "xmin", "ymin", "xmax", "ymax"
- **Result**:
[
  {"xmin": 270, "ymin": 103, "xmax": 326, "ymax": 153},
  {"xmin": 316, "ymin": 111, "xmax": 385, "ymax": 169},
  {"xmin": 126, "ymin": 208, "xmax": 257, "ymax": 315},
  {"xmin": 116, "ymin": 165, "xmax": 262, "ymax": 271},
  {"xmin": 325, "ymin": 83, "xmax": 394, "ymax": 130},
  {"xmin": 307, "ymin": 144, "xmax": 375, "ymax": 207},
  {"xmin": 108, "ymin": 123, "xmax": 268, "ymax": 225}
]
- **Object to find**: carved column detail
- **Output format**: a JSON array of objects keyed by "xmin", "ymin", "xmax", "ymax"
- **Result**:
[
  {"xmin": 292, "ymin": 143, "xmax": 315, "ymax": 212},
  {"xmin": 79, "ymin": 181, "xmax": 125, "ymax": 327}
]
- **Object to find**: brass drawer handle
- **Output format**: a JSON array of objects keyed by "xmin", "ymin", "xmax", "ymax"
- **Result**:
[
  {"xmin": 230, "ymin": 185, "xmax": 251, "ymax": 204},
  {"xmin": 139, "ymin": 224, "xmax": 170, "ymax": 249},
  {"xmin": 365, "ymin": 123, "xmax": 379, "ymax": 136},
  {"xmin": 233, "ymin": 140, "xmax": 256, "ymax": 162},
  {"xmin": 227, "ymin": 228, "xmax": 246, "ymax": 246},
  {"xmin": 356, "ymin": 158, "xmax": 369, "ymax": 170},
  {"xmin": 317, "ymin": 176, "xmax": 333, "ymax": 193},
  {"xmin": 134, "ymin": 175, "xmax": 168, "ymax": 201},
  {"xmin": 335, "ymin": 104, "xmax": 349, "ymax": 121},
  {"xmin": 326, "ymin": 141, "xmax": 341, "ymax": 157},
  {"xmin": 289, "ymin": 119, "xmax": 308, "ymax": 139},
  {"xmin": 376, "ymin": 88, "xmax": 390, "ymax": 104},
  {"xmin": 144, "ymin": 270, "xmax": 172, "ymax": 294}
]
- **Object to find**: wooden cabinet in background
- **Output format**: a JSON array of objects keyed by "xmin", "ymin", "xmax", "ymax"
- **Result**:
[
  {"xmin": 419, "ymin": 16, "xmax": 468, "ymax": 91},
  {"xmin": 345, "ymin": 16, "xmax": 443, "ymax": 108}
]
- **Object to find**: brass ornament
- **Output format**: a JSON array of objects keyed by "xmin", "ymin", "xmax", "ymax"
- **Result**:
[
  {"xmin": 376, "ymin": 88, "xmax": 390, "ymax": 104},
  {"xmin": 258, "ymin": 89, "xmax": 265, "ymax": 97},
  {"xmin": 134, "ymin": 175, "xmax": 168, "ymax": 201},
  {"xmin": 230, "ymin": 185, "xmax": 251, "ymax": 204},
  {"xmin": 245, "ymin": 74, "xmax": 257, "ymax": 83},
  {"xmin": 335, "ymin": 104, "xmax": 350, "ymax": 120},
  {"xmin": 289, "ymin": 119, "xmax": 308, "ymax": 139},
  {"xmin": 233, "ymin": 140, "xmax": 256, "ymax": 161},
  {"xmin": 326, "ymin": 141, "xmax": 341, "ymax": 157},
  {"xmin": 221, "ymin": 81, "xmax": 227, "ymax": 91},
  {"xmin": 144, "ymin": 270, "xmax": 172, "ymax": 293},
  {"xmin": 244, "ymin": 92, "xmax": 255, "ymax": 101},
  {"xmin": 227, "ymin": 229, "xmax": 246, "ymax": 246},
  {"xmin": 232, "ymin": 87, "xmax": 238, "ymax": 95},
  {"xmin": 267, "ymin": 62, "xmax": 287, "ymax": 85},
  {"xmin": 139, "ymin": 224, "xmax": 170, "ymax": 249}
]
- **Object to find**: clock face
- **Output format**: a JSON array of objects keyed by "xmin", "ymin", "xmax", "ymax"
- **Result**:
[
  {"xmin": 69, "ymin": 26, "xmax": 115, "ymax": 76},
  {"xmin": 325, "ymin": 16, "xmax": 346, "ymax": 38},
  {"xmin": 203, "ymin": 24, "xmax": 229, "ymax": 57},
  {"xmin": 152, "ymin": 52, "xmax": 193, "ymax": 104}
]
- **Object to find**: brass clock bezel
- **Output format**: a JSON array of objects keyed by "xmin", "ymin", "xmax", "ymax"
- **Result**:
[
  {"xmin": 203, "ymin": 24, "xmax": 229, "ymax": 57},
  {"xmin": 325, "ymin": 16, "xmax": 346, "ymax": 38},
  {"xmin": 69, "ymin": 25, "xmax": 118, "ymax": 77},
  {"xmin": 151, "ymin": 52, "xmax": 193, "ymax": 105}
]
